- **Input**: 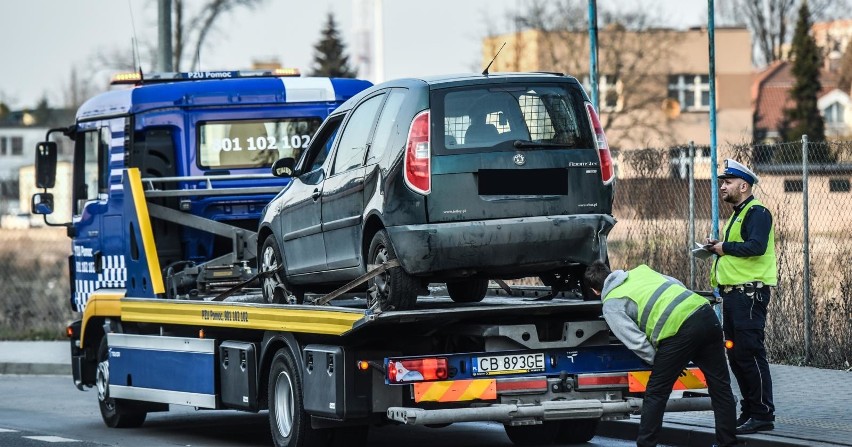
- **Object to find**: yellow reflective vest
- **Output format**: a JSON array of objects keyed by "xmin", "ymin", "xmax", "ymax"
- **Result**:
[{"xmin": 604, "ymin": 265, "xmax": 707, "ymax": 346}]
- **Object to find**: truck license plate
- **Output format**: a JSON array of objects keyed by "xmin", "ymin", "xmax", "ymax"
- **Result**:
[{"xmin": 472, "ymin": 353, "xmax": 546, "ymax": 376}]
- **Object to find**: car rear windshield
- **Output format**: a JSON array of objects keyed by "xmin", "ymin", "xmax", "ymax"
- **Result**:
[
  {"xmin": 434, "ymin": 83, "xmax": 591, "ymax": 153},
  {"xmin": 198, "ymin": 118, "xmax": 322, "ymax": 169}
]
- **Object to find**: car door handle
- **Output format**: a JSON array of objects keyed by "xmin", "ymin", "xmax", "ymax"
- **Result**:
[{"xmin": 312, "ymin": 189, "xmax": 321, "ymax": 201}]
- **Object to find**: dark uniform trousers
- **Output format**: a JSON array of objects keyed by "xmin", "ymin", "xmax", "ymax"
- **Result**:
[
  {"xmin": 637, "ymin": 305, "xmax": 738, "ymax": 447},
  {"xmin": 721, "ymin": 286, "xmax": 775, "ymax": 421}
]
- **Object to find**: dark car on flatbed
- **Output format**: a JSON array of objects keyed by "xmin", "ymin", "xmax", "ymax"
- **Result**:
[{"xmin": 257, "ymin": 72, "xmax": 616, "ymax": 310}]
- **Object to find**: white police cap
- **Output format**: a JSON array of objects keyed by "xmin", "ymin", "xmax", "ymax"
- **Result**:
[{"xmin": 718, "ymin": 159, "xmax": 759, "ymax": 185}]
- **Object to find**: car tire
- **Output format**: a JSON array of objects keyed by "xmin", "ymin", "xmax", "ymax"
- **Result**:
[
  {"xmin": 555, "ymin": 418, "xmax": 599, "ymax": 444},
  {"xmin": 367, "ymin": 230, "xmax": 418, "ymax": 311},
  {"xmin": 503, "ymin": 422, "xmax": 560, "ymax": 445},
  {"xmin": 268, "ymin": 347, "xmax": 328, "ymax": 447},
  {"xmin": 446, "ymin": 279, "xmax": 488, "ymax": 303},
  {"xmin": 97, "ymin": 336, "xmax": 147, "ymax": 428},
  {"xmin": 260, "ymin": 237, "xmax": 304, "ymax": 304}
]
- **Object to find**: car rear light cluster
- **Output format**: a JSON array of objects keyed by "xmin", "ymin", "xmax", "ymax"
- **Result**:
[
  {"xmin": 584, "ymin": 103, "xmax": 615, "ymax": 184},
  {"xmin": 387, "ymin": 356, "xmax": 448, "ymax": 383},
  {"xmin": 404, "ymin": 110, "xmax": 431, "ymax": 195}
]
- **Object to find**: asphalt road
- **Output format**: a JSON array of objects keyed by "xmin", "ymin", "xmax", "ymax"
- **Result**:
[{"xmin": 0, "ymin": 375, "xmax": 663, "ymax": 447}]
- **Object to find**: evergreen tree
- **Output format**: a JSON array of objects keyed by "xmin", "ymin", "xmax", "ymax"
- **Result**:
[
  {"xmin": 782, "ymin": 1, "xmax": 827, "ymax": 152},
  {"xmin": 309, "ymin": 12, "xmax": 357, "ymax": 78}
]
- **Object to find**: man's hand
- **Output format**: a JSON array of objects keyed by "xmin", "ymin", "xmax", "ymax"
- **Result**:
[
  {"xmin": 704, "ymin": 238, "xmax": 723, "ymax": 255},
  {"xmin": 709, "ymin": 241, "xmax": 725, "ymax": 255}
]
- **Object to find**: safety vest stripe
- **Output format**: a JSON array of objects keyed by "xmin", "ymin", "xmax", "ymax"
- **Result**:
[
  {"xmin": 650, "ymin": 289, "xmax": 695, "ymax": 343},
  {"xmin": 639, "ymin": 281, "xmax": 676, "ymax": 330}
]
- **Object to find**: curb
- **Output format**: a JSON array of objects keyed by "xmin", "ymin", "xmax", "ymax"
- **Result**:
[
  {"xmin": 599, "ymin": 419, "xmax": 823, "ymax": 447},
  {"xmin": 0, "ymin": 363, "xmax": 69, "ymax": 375}
]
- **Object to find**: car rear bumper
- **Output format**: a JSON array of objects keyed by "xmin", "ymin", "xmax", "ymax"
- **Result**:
[{"xmin": 385, "ymin": 214, "xmax": 615, "ymax": 276}]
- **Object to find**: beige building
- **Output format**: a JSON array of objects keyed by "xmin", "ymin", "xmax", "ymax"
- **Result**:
[{"xmin": 482, "ymin": 27, "xmax": 754, "ymax": 151}]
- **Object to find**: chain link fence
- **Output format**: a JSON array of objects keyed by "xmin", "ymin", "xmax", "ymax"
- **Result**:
[
  {"xmin": 3, "ymin": 139, "xmax": 851, "ymax": 369},
  {"xmin": 609, "ymin": 138, "xmax": 852, "ymax": 370}
]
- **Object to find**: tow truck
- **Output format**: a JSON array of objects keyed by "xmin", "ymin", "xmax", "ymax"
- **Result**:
[{"xmin": 31, "ymin": 70, "xmax": 712, "ymax": 447}]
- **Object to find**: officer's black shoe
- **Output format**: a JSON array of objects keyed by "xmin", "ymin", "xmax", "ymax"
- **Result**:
[
  {"xmin": 736, "ymin": 418, "xmax": 774, "ymax": 434},
  {"xmin": 736, "ymin": 413, "xmax": 751, "ymax": 426}
]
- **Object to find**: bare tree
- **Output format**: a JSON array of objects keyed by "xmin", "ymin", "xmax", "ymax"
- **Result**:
[
  {"xmin": 172, "ymin": 0, "xmax": 267, "ymax": 72},
  {"xmin": 718, "ymin": 0, "xmax": 849, "ymax": 66},
  {"xmin": 496, "ymin": 0, "xmax": 678, "ymax": 147},
  {"xmin": 60, "ymin": 0, "xmax": 266, "ymax": 110}
]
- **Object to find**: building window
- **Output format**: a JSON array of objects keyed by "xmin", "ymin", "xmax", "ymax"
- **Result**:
[
  {"xmin": 0, "ymin": 137, "xmax": 6, "ymax": 156},
  {"xmin": 829, "ymin": 178, "xmax": 851, "ymax": 192},
  {"xmin": 668, "ymin": 74, "xmax": 710, "ymax": 111},
  {"xmin": 582, "ymin": 75, "xmax": 622, "ymax": 112},
  {"xmin": 11, "ymin": 137, "xmax": 23, "ymax": 156},
  {"xmin": 784, "ymin": 179, "xmax": 804, "ymax": 192},
  {"xmin": 823, "ymin": 102, "xmax": 845, "ymax": 124}
]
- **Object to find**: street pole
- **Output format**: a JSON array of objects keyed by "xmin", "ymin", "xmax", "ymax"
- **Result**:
[
  {"xmin": 588, "ymin": 0, "xmax": 599, "ymax": 112},
  {"xmin": 802, "ymin": 134, "xmax": 812, "ymax": 364},
  {"xmin": 158, "ymin": 0, "xmax": 173, "ymax": 72},
  {"xmin": 689, "ymin": 141, "xmax": 696, "ymax": 290},
  {"xmin": 708, "ymin": 0, "xmax": 719, "ymax": 238}
]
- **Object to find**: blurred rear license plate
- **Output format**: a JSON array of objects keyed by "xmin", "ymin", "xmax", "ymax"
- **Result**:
[{"xmin": 472, "ymin": 353, "xmax": 545, "ymax": 376}]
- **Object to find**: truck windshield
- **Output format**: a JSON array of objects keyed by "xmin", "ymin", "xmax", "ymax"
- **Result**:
[{"xmin": 198, "ymin": 118, "xmax": 322, "ymax": 169}]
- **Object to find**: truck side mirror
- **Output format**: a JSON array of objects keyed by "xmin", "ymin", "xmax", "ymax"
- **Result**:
[
  {"xmin": 32, "ymin": 192, "xmax": 54, "ymax": 215},
  {"xmin": 271, "ymin": 157, "xmax": 296, "ymax": 178},
  {"xmin": 35, "ymin": 142, "xmax": 58, "ymax": 188}
]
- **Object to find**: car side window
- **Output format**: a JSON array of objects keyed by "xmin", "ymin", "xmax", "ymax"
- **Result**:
[
  {"xmin": 331, "ymin": 93, "xmax": 385, "ymax": 175},
  {"xmin": 300, "ymin": 116, "xmax": 344, "ymax": 174},
  {"xmin": 366, "ymin": 89, "xmax": 406, "ymax": 164}
]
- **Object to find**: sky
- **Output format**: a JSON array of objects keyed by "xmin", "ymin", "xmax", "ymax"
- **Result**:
[{"xmin": 0, "ymin": 0, "xmax": 707, "ymax": 110}]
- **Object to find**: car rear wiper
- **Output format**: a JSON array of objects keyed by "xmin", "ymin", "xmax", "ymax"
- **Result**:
[{"xmin": 513, "ymin": 139, "xmax": 571, "ymax": 149}]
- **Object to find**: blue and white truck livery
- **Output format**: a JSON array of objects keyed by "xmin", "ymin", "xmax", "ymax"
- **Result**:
[{"xmin": 32, "ymin": 70, "xmax": 712, "ymax": 447}]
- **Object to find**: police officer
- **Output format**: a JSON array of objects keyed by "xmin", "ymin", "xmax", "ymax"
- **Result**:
[
  {"xmin": 706, "ymin": 159, "xmax": 777, "ymax": 434},
  {"xmin": 585, "ymin": 262, "xmax": 738, "ymax": 447}
]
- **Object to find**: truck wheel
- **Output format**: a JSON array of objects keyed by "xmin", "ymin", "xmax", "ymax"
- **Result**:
[
  {"xmin": 503, "ymin": 422, "xmax": 559, "ymax": 446},
  {"xmin": 367, "ymin": 230, "xmax": 417, "ymax": 311},
  {"xmin": 261, "ymin": 237, "xmax": 304, "ymax": 304},
  {"xmin": 555, "ymin": 418, "xmax": 599, "ymax": 443},
  {"xmin": 96, "ymin": 337, "xmax": 147, "ymax": 428},
  {"xmin": 268, "ymin": 348, "xmax": 328, "ymax": 447},
  {"xmin": 446, "ymin": 279, "xmax": 488, "ymax": 303}
]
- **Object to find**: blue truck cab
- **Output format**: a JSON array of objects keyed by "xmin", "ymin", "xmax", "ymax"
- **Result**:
[{"xmin": 32, "ymin": 70, "xmax": 371, "ymax": 311}]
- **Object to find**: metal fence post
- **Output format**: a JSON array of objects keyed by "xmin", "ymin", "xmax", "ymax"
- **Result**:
[
  {"xmin": 802, "ymin": 134, "xmax": 812, "ymax": 364},
  {"xmin": 688, "ymin": 141, "xmax": 696, "ymax": 290}
]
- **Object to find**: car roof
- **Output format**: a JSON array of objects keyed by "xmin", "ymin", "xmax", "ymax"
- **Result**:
[{"xmin": 330, "ymin": 72, "xmax": 583, "ymax": 115}]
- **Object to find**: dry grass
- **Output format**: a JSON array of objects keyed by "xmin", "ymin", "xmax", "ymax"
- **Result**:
[{"xmin": 0, "ymin": 228, "xmax": 74, "ymax": 340}]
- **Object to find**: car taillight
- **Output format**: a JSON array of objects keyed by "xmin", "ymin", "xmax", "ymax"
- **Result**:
[
  {"xmin": 585, "ymin": 102, "xmax": 614, "ymax": 184},
  {"xmin": 387, "ymin": 356, "xmax": 448, "ymax": 383},
  {"xmin": 404, "ymin": 110, "xmax": 431, "ymax": 195}
]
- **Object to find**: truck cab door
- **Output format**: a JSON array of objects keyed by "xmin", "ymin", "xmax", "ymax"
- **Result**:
[{"xmin": 69, "ymin": 127, "xmax": 111, "ymax": 312}]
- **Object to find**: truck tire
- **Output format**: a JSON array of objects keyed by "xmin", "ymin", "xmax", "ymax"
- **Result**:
[
  {"xmin": 503, "ymin": 422, "xmax": 560, "ymax": 445},
  {"xmin": 96, "ymin": 337, "xmax": 147, "ymax": 428},
  {"xmin": 261, "ymin": 237, "xmax": 304, "ymax": 304},
  {"xmin": 555, "ymin": 418, "xmax": 599, "ymax": 443},
  {"xmin": 367, "ymin": 230, "xmax": 417, "ymax": 311},
  {"xmin": 446, "ymin": 279, "xmax": 488, "ymax": 303},
  {"xmin": 268, "ymin": 348, "xmax": 328, "ymax": 447}
]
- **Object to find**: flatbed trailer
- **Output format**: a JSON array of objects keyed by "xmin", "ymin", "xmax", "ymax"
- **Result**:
[{"xmin": 67, "ymin": 282, "xmax": 713, "ymax": 447}]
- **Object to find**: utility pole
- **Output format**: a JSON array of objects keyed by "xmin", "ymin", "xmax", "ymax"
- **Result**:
[
  {"xmin": 158, "ymin": 0, "xmax": 174, "ymax": 72},
  {"xmin": 587, "ymin": 0, "xmax": 599, "ymax": 112}
]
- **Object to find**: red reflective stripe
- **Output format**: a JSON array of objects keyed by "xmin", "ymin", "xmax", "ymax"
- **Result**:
[
  {"xmin": 496, "ymin": 379, "xmax": 548, "ymax": 392},
  {"xmin": 577, "ymin": 374, "xmax": 629, "ymax": 387}
]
